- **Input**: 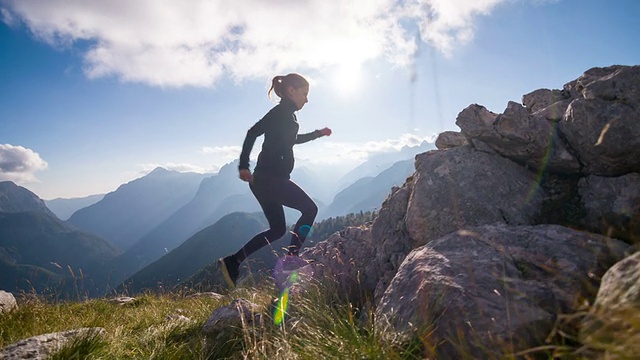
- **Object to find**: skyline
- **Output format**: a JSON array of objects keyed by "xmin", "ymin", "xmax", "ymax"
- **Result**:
[{"xmin": 1, "ymin": 0, "xmax": 639, "ymax": 199}]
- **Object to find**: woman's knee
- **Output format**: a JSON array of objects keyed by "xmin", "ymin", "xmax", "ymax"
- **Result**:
[
  {"xmin": 270, "ymin": 224, "xmax": 288, "ymax": 239},
  {"xmin": 306, "ymin": 202, "xmax": 318, "ymax": 218}
]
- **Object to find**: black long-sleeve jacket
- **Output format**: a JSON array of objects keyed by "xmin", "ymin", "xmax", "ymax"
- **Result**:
[{"xmin": 238, "ymin": 99, "xmax": 322, "ymax": 179}]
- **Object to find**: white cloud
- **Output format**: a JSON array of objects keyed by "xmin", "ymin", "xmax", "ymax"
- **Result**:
[
  {"xmin": 200, "ymin": 145, "xmax": 240, "ymax": 159},
  {"xmin": 401, "ymin": 0, "xmax": 507, "ymax": 55},
  {"xmin": 357, "ymin": 133, "xmax": 430, "ymax": 156},
  {"xmin": 0, "ymin": 144, "xmax": 48, "ymax": 183},
  {"xmin": 1, "ymin": 0, "xmax": 518, "ymax": 87},
  {"xmin": 135, "ymin": 146, "xmax": 240, "ymax": 177},
  {"xmin": 200, "ymin": 145, "xmax": 242, "ymax": 170},
  {"xmin": 297, "ymin": 133, "xmax": 434, "ymax": 166},
  {"xmin": 358, "ymin": 133, "xmax": 432, "ymax": 154},
  {"xmin": 0, "ymin": 7, "xmax": 17, "ymax": 27}
]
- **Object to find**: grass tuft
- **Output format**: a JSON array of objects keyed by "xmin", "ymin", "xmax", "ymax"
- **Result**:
[{"xmin": 49, "ymin": 329, "xmax": 108, "ymax": 360}]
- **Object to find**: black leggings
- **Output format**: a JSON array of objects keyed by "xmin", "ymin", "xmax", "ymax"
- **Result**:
[{"xmin": 234, "ymin": 172, "xmax": 318, "ymax": 263}]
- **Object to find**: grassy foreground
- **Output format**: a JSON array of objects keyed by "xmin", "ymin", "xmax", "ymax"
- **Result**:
[
  {"xmin": 1, "ymin": 280, "xmax": 638, "ymax": 359},
  {"xmin": 0, "ymin": 281, "xmax": 418, "ymax": 360}
]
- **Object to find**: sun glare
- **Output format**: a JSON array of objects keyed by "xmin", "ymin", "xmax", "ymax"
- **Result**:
[{"xmin": 332, "ymin": 62, "xmax": 363, "ymax": 97}]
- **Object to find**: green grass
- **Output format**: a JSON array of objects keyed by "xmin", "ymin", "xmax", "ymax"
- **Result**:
[
  {"xmin": 0, "ymin": 290, "xmax": 224, "ymax": 359},
  {"xmin": 1, "ymin": 281, "xmax": 638, "ymax": 359},
  {"xmin": 0, "ymin": 282, "xmax": 425, "ymax": 360}
]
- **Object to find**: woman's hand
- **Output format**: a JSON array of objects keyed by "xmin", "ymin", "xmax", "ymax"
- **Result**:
[
  {"xmin": 239, "ymin": 169, "xmax": 253, "ymax": 183},
  {"xmin": 319, "ymin": 127, "xmax": 332, "ymax": 137}
]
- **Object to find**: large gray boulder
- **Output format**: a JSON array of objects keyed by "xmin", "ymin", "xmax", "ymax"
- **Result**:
[
  {"xmin": 406, "ymin": 146, "xmax": 545, "ymax": 249},
  {"xmin": 435, "ymin": 130, "xmax": 468, "ymax": 150},
  {"xmin": 202, "ymin": 298, "xmax": 262, "ymax": 339},
  {"xmin": 579, "ymin": 173, "xmax": 640, "ymax": 241},
  {"xmin": 0, "ymin": 327, "xmax": 105, "ymax": 360},
  {"xmin": 456, "ymin": 102, "xmax": 580, "ymax": 173},
  {"xmin": 522, "ymin": 88, "xmax": 569, "ymax": 115},
  {"xmin": 558, "ymin": 66, "xmax": 640, "ymax": 176},
  {"xmin": 376, "ymin": 224, "xmax": 628, "ymax": 359},
  {"xmin": 560, "ymin": 97, "xmax": 640, "ymax": 176},
  {"xmin": 454, "ymin": 103, "xmax": 499, "ymax": 137},
  {"xmin": 303, "ymin": 226, "xmax": 378, "ymax": 300},
  {"xmin": 581, "ymin": 251, "xmax": 640, "ymax": 358},
  {"xmin": 0, "ymin": 290, "xmax": 17, "ymax": 314},
  {"xmin": 370, "ymin": 182, "xmax": 415, "ymax": 298}
]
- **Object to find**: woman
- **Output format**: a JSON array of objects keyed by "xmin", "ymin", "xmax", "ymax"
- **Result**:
[{"xmin": 218, "ymin": 73, "xmax": 331, "ymax": 288}]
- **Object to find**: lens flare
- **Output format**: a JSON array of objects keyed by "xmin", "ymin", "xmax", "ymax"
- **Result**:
[
  {"xmin": 298, "ymin": 224, "xmax": 313, "ymax": 238},
  {"xmin": 272, "ymin": 255, "xmax": 314, "ymax": 326},
  {"xmin": 525, "ymin": 121, "xmax": 557, "ymax": 204},
  {"xmin": 274, "ymin": 270, "xmax": 298, "ymax": 326}
]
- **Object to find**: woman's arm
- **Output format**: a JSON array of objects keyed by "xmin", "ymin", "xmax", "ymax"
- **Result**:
[
  {"xmin": 295, "ymin": 127, "xmax": 331, "ymax": 144},
  {"xmin": 238, "ymin": 120, "xmax": 266, "ymax": 171}
]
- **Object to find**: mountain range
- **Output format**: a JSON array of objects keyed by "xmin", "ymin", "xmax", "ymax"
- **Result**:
[
  {"xmin": 1, "ymin": 143, "xmax": 433, "ymax": 296},
  {"xmin": 102, "ymin": 161, "xmax": 257, "ymax": 286},
  {"xmin": 67, "ymin": 167, "xmax": 208, "ymax": 251}
]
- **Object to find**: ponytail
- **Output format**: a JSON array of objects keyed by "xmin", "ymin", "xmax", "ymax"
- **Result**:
[
  {"xmin": 268, "ymin": 76, "xmax": 285, "ymax": 99},
  {"xmin": 268, "ymin": 73, "xmax": 309, "ymax": 99}
]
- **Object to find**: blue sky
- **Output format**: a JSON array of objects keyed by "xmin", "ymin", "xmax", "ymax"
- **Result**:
[{"xmin": 1, "ymin": 0, "xmax": 639, "ymax": 199}]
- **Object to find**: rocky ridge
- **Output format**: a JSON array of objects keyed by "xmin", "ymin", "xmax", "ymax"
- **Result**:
[{"xmin": 302, "ymin": 65, "xmax": 639, "ymax": 358}]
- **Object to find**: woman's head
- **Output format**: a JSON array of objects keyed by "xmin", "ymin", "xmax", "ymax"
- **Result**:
[{"xmin": 268, "ymin": 73, "xmax": 309, "ymax": 110}]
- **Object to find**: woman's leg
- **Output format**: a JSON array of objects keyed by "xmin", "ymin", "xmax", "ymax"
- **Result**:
[
  {"xmin": 219, "ymin": 174, "xmax": 317, "ymax": 287},
  {"xmin": 277, "ymin": 179, "xmax": 318, "ymax": 255},
  {"xmin": 233, "ymin": 200, "xmax": 287, "ymax": 263},
  {"xmin": 230, "ymin": 172, "xmax": 289, "ymax": 263},
  {"xmin": 239, "ymin": 175, "xmax": 317, "ymax": 257},
  {"xmin": 219, "ymin": 175, "xmax": 287, "ymax": 287}
]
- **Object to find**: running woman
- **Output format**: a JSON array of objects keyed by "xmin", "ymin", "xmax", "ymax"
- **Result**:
[{"xmin": 218, "ymin": 73, "xmax": 331, "ymax": 288}]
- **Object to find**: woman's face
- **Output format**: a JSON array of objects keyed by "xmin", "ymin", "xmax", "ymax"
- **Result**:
[{"xmin": 288, "ymin": 85, "xmax": 309, "ymax": 111}]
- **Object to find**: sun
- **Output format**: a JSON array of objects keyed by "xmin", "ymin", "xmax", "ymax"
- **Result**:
[{"xmin": 332, "ymin": 61, "xmax": 363, "ymax": 97}]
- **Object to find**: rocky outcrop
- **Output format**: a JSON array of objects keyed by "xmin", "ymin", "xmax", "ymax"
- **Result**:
[
  {"xmin": 453, "ymin": 66, "xmax": 640, "ymax": 177},
  {"xmin": 303, "ymin": 65, "xmax": 639, "ymax": 358},
  {"xmin": 370, "ymin": 145, "xmax": 547, "ymax": 299}
]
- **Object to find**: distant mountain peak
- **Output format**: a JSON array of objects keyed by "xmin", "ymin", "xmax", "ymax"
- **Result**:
[
  {"xmin": 0, "ymin": 181, "xmax": 54, "ymax": 215},
  {"xmin": 148, "ymin": 167, "xmax": 172, "ymax": 175},
  {"xmin": 218, "ymin": 159, "xmax": 240, "ymax": 176},
  {"xmin": 147, "ymin": 167, "xmax": 209, "ymax": 178},
  {"xmin": 0, "ymin": 180, "xmax": 18, "ymax": 189}
]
